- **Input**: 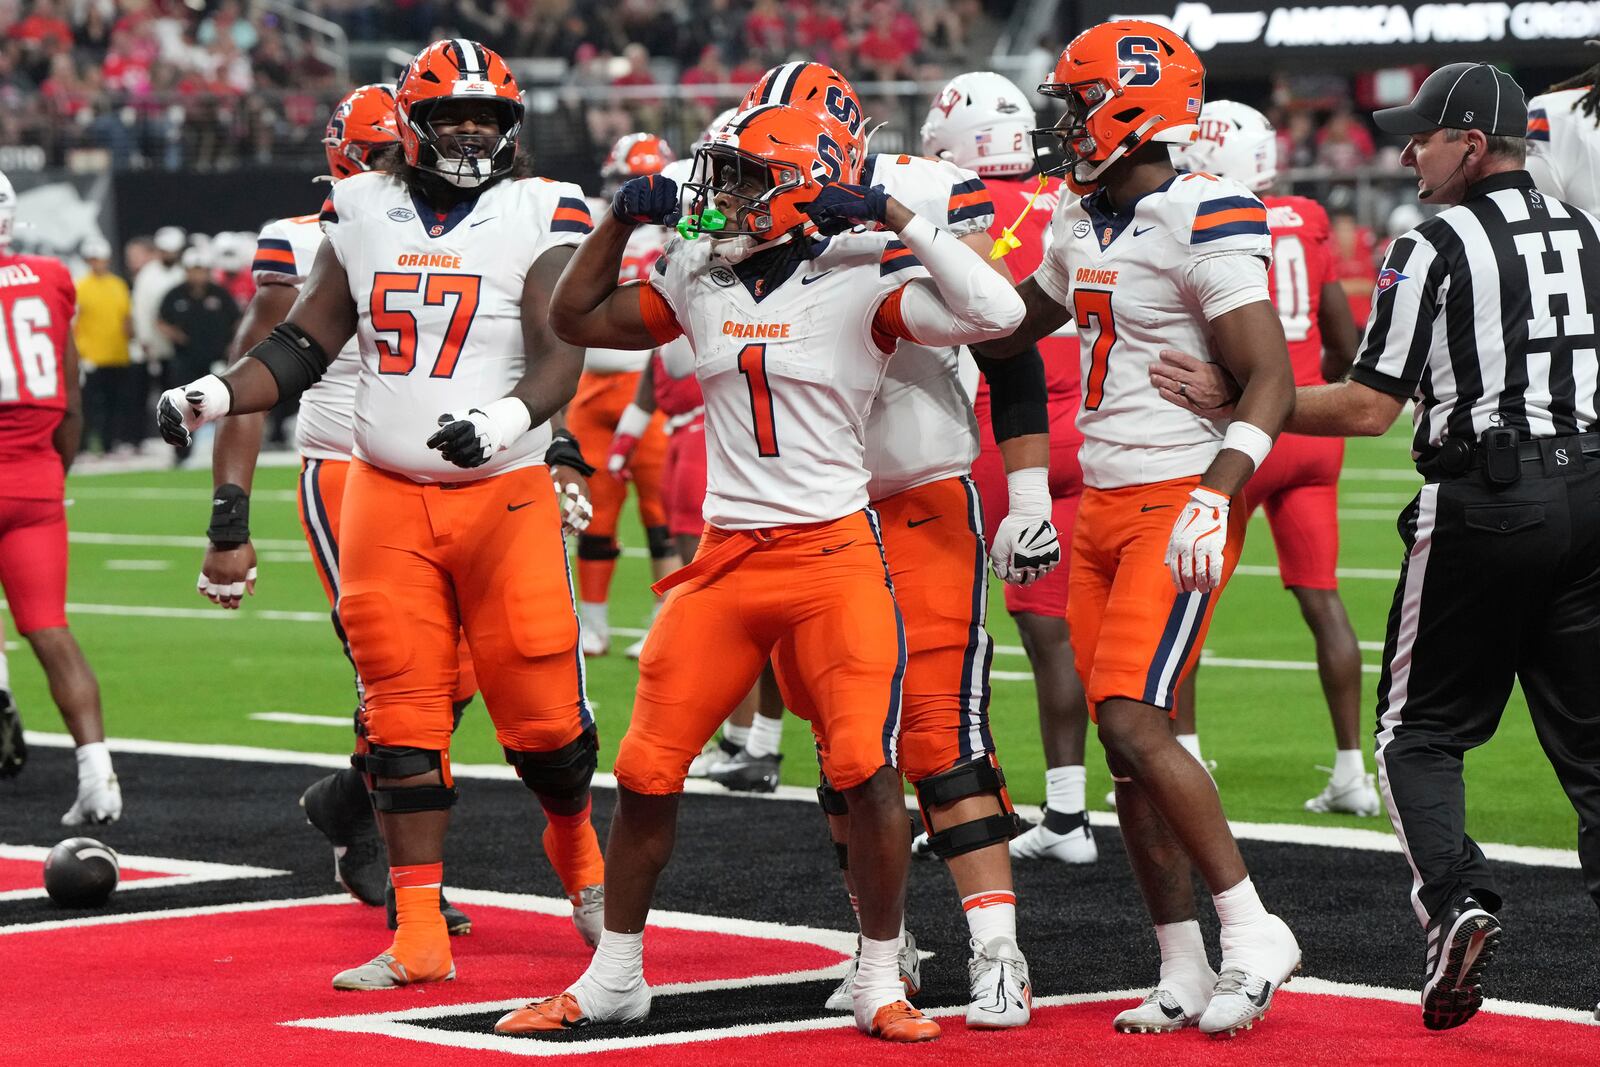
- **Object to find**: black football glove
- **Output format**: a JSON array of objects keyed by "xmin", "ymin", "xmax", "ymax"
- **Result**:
[
  {"xmin": 798, "ymin": 182, "xmax": 890, "ymax": 234},
  {"xmin": 427, "ymin": 411, "xmax": 497, "ymax": 468},
  {"xmin": 612, "ymin": 174, "xmax": 681, "ymax": 227}
]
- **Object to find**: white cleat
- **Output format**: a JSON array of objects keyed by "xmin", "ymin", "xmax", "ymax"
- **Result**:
[
  {"xmin": 1010, "ymin": 812, "xmax": 1097, "ymax": 864},
  {"xmin": 332, "ymin": 951, "xmax": 455, "ymax": 990},
  {"xmin": 62, "ymin": 773, "xmax": 122, "ymax": 826},
  {"xmin": 1304, "ymin": 770, "xmax": 1381, "ymax": 816},
  {"xmin": 688, "ymin": 735, "xmax": 741, "ymax": 778},
  {"xmin": 825, "ymin": 931, "xmax": 922, "ymax": 1011},
  {"xmin": 966, "ymin": 936, "xmax": 1031, "ymax": 1029},
  {"xmin": 571, "ymin": 883, "xmax": 604, "ymax": 948},
  {"xmin": 1199, "ymin": 914, "xmax": 1300, "ymax": 1037},
  {"xmin": 1113, "ymin": 985, "xmax": 1211, "ymax": 1034},
  {"xmin": 580, "ymin": 626, "xmax": 609, "ymax": 658}
]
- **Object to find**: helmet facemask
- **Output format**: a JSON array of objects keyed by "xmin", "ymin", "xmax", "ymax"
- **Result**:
[
  {"xmin": 682, "ymin": 142, "xmax": 807, "ymax": 244},
  {"xmin": 410, "ymin": 96, "xmax": 522, "ymax": 189}
]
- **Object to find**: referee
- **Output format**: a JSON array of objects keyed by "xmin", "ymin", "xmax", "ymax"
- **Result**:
[{"xmin": 1154, "ymin": 62, "xmax": 1600, "ymax": 1030}]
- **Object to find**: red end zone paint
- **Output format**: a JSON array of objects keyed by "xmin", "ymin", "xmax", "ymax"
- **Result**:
[{"xmin": 0, "ymin": 856, "xmax": 163, "ymax": 893}]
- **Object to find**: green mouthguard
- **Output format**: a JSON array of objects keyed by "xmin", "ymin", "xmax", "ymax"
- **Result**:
[{"xmin": 676, "ymin": 207, "xmax": 728, "ymax": 240}]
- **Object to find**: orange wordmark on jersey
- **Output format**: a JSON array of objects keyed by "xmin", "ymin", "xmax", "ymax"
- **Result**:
[
  {"xmin": 1074, "ymin": 289, "xmax": 1116, "ymax": 411},
  {"xmin": 397, "ymin": 253, "xmax": 463, "ymax": 269},
  {"xmin": 1075, "ymin": 267, "xmax": 1119, "ymax": 286},
  {"xmin": 722, "ymin": 320, "xmax": 792, "ymax": 339}
]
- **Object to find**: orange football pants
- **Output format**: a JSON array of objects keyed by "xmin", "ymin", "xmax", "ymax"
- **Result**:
[
  {"xmin": 616, "ymin": 511, "xmax": 905, "ymax": 795},
  {"xmin": 567, "ymin": 369, "xmax": 669, "ymax": 536},
  {"xmin": 336, "ymin": 459, "xmax": 590, "ymax": 753},
  {"xmin": 1067, "ymin": 474, "xmax": 1246, "ymax": 716},
  {"xmin": 296, "ymin": 457, "xmax": 476, "ymax": 703}
]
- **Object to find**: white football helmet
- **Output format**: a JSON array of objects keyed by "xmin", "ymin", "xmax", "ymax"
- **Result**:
[
  {"xmin": 0, "ymin": 170, "xmax": 16, "ymax": 251},
  {"xmin": 920, "ymin": 71, "xmax": 1038, "ymax": 178},
  {"xmin": 1173, "ymin": 100, "xmax": 1278, "ymax": 192}
]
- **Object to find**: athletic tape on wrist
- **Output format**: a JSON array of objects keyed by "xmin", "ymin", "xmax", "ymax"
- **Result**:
[{"xmin": 1221, "ymin": 420, "xmax": 1274, "ymax": 470}]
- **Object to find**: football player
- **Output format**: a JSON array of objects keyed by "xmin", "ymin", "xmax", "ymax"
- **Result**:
[
  {"xmin": 734, "ymin": 61, "xmax": 1055, "ymax": 1027},
  {"xmin": 0, "ymin": 637, "xmax": 18, "ymax": 776},
  {"xmin": 1526, "ymin": 48, "xmax": 1600, "ymax": 211},
  {"xmin": 0, "ymin": 170, "xmax": 119, "ymax": 825},
  {"xmin": 972, "ymin": 22, "xmax": 1301, "ymax": 1036},
  {"xmin": 923, "ymin": 70, "xmax": 1097, "ymax": 865},
  {"xmin": 570, "ymin": 133, "xmax": 683, "ymax": 658},
  {"xmin": 1169, "ymin": 100, "xmax": 1374, "ymax": 816},
  {"xmin": 494, "ymin": 103, "xmax": 1023, "ymax": 1042},
  {"xmin": 157, "ymin": 39, "xmax": 604, "ymax": 991}
]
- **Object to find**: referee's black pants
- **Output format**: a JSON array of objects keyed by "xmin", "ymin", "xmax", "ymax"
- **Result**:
[{"xmin": 1374, "ymin": 454, "xmax": 1600, "ymax": 927}]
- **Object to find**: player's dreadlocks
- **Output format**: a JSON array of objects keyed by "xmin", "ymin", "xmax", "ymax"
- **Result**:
[{"xmin": 1545, "ymin": 40, "xmax": 1600, "ymax": 126}]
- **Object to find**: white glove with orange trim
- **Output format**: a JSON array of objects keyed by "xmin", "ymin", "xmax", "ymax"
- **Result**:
[{"xmin": 1165, "ymin": 487, "xmax": 1230, "ymax": 593}]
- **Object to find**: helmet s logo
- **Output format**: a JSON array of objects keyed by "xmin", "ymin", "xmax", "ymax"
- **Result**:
[
  {"xmin": 814, "ymin": 133, "xmax": 844, "ymax": 184},
  {"xmin": 1116, "ymin": 36, "xmax": 1162, "ymax": 88},
  {"xmin": 824, "ymin": 85, "xmax": 864, "ymax": 135},
  {"xmin": 934, "ymin": 86, "xmax": 962, "ymax": 118}
]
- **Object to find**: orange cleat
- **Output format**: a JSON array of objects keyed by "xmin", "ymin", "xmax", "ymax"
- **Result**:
[
  {"xmin": 495, "ymin": 993, "xmax": 589, "ymax": 1034},
  {"xmin": 867, "ymin": 1001, "xmax": 941, "ymax": 1042}
]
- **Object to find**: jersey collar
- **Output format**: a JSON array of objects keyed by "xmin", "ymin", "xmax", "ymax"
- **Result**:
[
  {"xmin": 1084, "ymin": 174, "xmax": 1177, "ymax": 250},
  {"xmin": 733, "ymin": 239, "xmax": 808, "ymax": 302},
  {"xmin": 410, "ymin": 191, "xmax": 478, "ymax": 238}
]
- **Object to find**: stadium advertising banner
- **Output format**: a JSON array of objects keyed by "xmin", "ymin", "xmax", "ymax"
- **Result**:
[{"xmin": 1072, "ymin": 0, "xmax": 1600, "ymax": 64}]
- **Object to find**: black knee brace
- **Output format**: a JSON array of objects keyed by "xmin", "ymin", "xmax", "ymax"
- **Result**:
[
  {"xmin": 577, "ymin": 535, "xmax": 621, "ymax": 562},
  {"xmin": 913, "ymin": 759, "xmax": 1022, "ymax": 860},
  {"xmin": 816, "ymin": 777, "xmax": 848, "ymax": 816},
  {"xmin": 645, "ymin": 524, "xmax": 674, "ymax": 560},
  {"xmin": 504, "ymin": 728, "xmax": 598, "ymax": 802},
  {"xmin": 352, "ymin": 745, "xmax": 458, "ymax": 813}
]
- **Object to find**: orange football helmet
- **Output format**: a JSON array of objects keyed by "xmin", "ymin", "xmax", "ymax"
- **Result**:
[
  {"xmin": 1035, "ymin": 20, "xmax": 1204, "ymax": 191},
  {"xmin": 741, "ymin": 62, "xmax": 867, "ymax": 171},
  {"xmin": 395, "ymin": 38, "xmax": 523, "ymax": 188},
  {"xmin": 323, "ymin": 83, "xmax": 400, "ymax": 181},
  {"xmin": 602, "ymin": 132, "xmax": 676, "ymax": 185},
  {"xmin": 683, "ymin": 104, "xmax": 859, "ymax": 243}
]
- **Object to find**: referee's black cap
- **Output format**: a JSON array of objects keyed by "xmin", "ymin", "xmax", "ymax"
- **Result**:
[{"xmin": 1373, "ymin": 62, "xmax": 1527, "ymax": 137}]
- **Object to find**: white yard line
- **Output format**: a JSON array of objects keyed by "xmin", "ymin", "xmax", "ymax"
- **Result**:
[{"xmin": 247, "ymin": 712, "xmax": 353, "ymax": 728}]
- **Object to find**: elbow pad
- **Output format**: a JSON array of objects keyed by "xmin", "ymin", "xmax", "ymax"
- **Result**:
[
  {"xmin": 246, "ymin": 323, "xmax": 331, "ymax": 401},
  {"xmin": 972, "ymin": 346, "xmax": 1049, "ymax": 443}
]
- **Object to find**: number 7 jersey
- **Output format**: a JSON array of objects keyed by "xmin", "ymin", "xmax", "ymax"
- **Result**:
[{"xmin": 322, "ymin": 170, "xmax": 593, "ymax": 483}]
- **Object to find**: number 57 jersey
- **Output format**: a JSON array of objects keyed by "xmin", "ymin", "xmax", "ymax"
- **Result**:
[
  {"xmin": 1034, "ymin": 172, "xmax": 1272, "ymax": 490},
  {"xmin": 322, "ymin": 170, "xmax": 593, "ymax": 483}
]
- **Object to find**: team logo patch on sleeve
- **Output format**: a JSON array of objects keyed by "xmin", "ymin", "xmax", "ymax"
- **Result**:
[{"xmin": 1376, "ymin": 267, "xmax": 1408, "ymax": 292}]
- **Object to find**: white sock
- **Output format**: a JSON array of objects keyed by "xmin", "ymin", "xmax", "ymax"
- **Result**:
[
  {"xmin": 1154, "ymin": 919, "xmax": 1213, "ymax": 1011},
  {"xmin": 1045, "ymin": 765, "xmax": 1085, "ymax": 814},
  {"xmin": 76, "ymin": 741, "xmax": 113, "ymax": 782},
  {"xmin": 1176, "ymin": 733, "xmax": 1203, "ymax": 762},
  {"xmin": 963, "ymin": 890, "xmax": 1017, "ymax": 945},
  {"xmin": 853, "ymin": 934, "xmax": 905, "ymax": 1013},
  {"xmin": 578, "ymin": 600, "xmax": 609, "ymax": 634},
  {"xmin": 582, "ymin": 928, "xmax": 644, "ymax": 990},
  {"xmin": 1213, "ymin": 877, "xmax": 1269, "ymax": 933},
  {"xmin": 745, "ymin": 712, "xmax": 783, "ymax": 758},
  {"xmin": 1333, "ymin": 748, "xmax": 1366, "ymax": 782},
  {"xmin": 723, "ymin": 721, "xmax": 750, "ymax": 748}
]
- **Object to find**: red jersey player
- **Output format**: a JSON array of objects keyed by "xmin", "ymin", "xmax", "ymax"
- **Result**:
[
  {"xmin": 0, "ymin": 170, "xmax": 120, "ymax": 824},
  {"xmin": 1170, "ymin": 99, "xmax": 1377, "ymax": 816},
  {"xmin": 921, "ymin": 72, "xmax": 1097, "ymax": 865}
]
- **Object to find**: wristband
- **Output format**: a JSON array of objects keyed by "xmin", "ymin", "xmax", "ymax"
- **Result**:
[
  {"xmin": 545, "ymin": 429, "xmax": 595, "ymax": 476},
  {"xmin": 482, "ymin": 395, "xmax": 533, "ymax": 451},
  {"xmin": 207, "ymin": 483, "xmax": 251, "ymax": 547},
  {"xmin": 1221, "ymin": 420, "xmax": 1274, "ymax": 469},
  {"xmin": 1006, "ymin": 467, "xmax": 1050, "ymax": 521},
  {"xmin": 615, "ymin": 402, "xmax": 651, "ymax": 440}
]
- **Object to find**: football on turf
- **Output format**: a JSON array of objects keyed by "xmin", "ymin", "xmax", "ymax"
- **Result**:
[{"xmin": 43, "ymin": 837, "xmax": 120, "ymax": 907}]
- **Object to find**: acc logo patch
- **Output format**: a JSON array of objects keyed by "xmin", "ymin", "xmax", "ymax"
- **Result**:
[
  {"xmin": 710, "ymin": 266, "xmax": 738, "ymax": 287},
  {"xmin": 387, "ymin": 207, "xmax": 416, "ymax": 222},
  {"xmin": 1073, "ymin": 219, "xmax": 1092, "ymax": 239},
  {"xmin": 1376, "ymin": 267, "xmax": 1408, "ymax": 293}
]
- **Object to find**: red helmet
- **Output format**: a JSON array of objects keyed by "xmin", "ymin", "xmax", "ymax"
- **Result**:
[
  {"xmin": 1036, "ymin": 20, "xmax": 1204, "ymax": 192},
  {"xmin": 395, "ymin": 38, "xmax": 523, "ymax": 189},
  {"xmin": 602, "ymin": 132, "xmax": 676, "ymax": 184},
  {"xmin": 323, "ymin": 83, "xmax": 400, "ymax": 181},
  {"xmin": 741, "ymin": 62, "xmax": 867, "ymax": 173},
  {"xmin": 684, "ymin": 104, "xmax": 860, "ymax": 243}
]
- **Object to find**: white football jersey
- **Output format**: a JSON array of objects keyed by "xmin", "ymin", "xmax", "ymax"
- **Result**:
[
  {"xmin": 252, "ymin": 213, "xmax": 361, "ymax": 460},
  {"xmin": 582, "ymin": 198, "xmax": 663, "ymax": 374},
  {"xmin": 859, "ymin": 153, "xmax": 993, "ymax": 501},
  {"xmin": 649, "ymin": 232, "xmax": 928, "ymax": 528},
  {"xmin": 1527, "ymin": 89, "xmax": 1600, "ymax": 213},
  {"xmin": 322, "ymin": 171, "xmax": 591, "ymax": 483},
  {"xmin": 1034, "ymin": 173, "xmax": 1273, "ymax": 490}
]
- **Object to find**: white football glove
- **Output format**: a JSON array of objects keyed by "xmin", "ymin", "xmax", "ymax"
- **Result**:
[
  {"xmin": 427, "ymin": 397, "xmax": 533, "ymax": 469},
  {"xmin": 553, "ymin": 476, "xmax": 593, "ymax": 536},
  {"xmin": 156, "ymin": 374, "xmax": 231, "ymax": 447},
  {"xmin": 1165, "ymin": 486, "xmax": 1230, "ymax": 593},
  {"xmin": 989, "ymin": 467, "xmax": 1062, "ymax": 585}
]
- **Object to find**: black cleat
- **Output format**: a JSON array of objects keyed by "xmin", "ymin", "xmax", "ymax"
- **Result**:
[
  {"xmin": 300, "ymin": 767, "xmax": 387, "ymax": 906},
  {"xmin": 1422, "ymin": 895, "xmax": 1502, "ymax": 1030},
  {"xmin": 706, "ymin": 749, "xmax": 781, "ymax": 793},
  {"xmin": 386, "ymin": 881, "xmax": 473, "ymax": 936},
  {"xmin": 0, "ymin": 689, "xmax": 25, "ymax": 778}
]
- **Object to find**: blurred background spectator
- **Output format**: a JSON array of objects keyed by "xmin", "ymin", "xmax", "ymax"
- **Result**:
[{"xmin": 73, "ymin": 234, "xmax": 138, "ymax": 455}]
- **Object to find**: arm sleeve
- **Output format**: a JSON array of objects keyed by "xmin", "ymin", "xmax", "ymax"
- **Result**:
[
  {"xmin": 1348, "ymin": 232, "xmax": 1445, "ymax": 399},
  {"xmin": 971, "ymin": 346, "xmax": 1049, "ymax": 442},
  {"xmin": 880, "ymin": 215, "xmax": 1025, "ymax": 347},
  {"xmin": 1182, "ymin": 251, "xmax": 1271, "ymax": 321}
]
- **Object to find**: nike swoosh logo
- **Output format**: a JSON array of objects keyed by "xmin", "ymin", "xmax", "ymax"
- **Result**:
[
  {"xmin": 1140, "ymin": 504, "xmax": 1172, "ymax": 512},
  {"xmin": 1159, "ymin": 1000, "xmax": 1186, "ymax": 1020},
  {"xmin": 820, "ymin": 540, "xmax": 856, "ymax": 554},
  {"xmin": 1249, "ymin": 982, "xmax": 1272, "ymax": 1007},
  {"xmin": 906, "ymin": 515, "xmax": 941, "ymax": 528},
  {"xmin": 470, "ymin": 217, "xmax": 497, "ymax": 227},
  {"xmin": 801, "ymin": 271, "xmax": 834, "ymax": 285},
  {"xmin": 1133, "ymin": 225, "xmax": 1155, "ymax": 236},
  {"xmin": 507, "ymin": 501, "xmax": 534, "ymax": 512}
]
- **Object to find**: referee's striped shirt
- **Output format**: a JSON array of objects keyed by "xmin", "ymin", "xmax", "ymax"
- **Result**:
[{"xmin": 1350, "ymin": 170, "xmax": 1600, "ymax": 458}]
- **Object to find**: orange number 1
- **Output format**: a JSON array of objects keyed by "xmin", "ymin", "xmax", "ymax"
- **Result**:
[
  {"xmin": 1073, "ymin": 288, "xmax": 1117, "ymax": 411},
  {"xmin": 737, "ymin": 343, "xmax": 779, "ymax": 457}
]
